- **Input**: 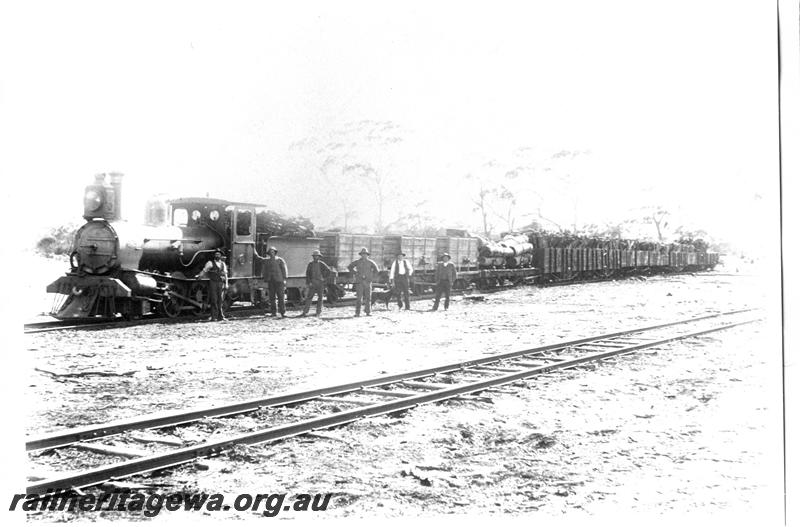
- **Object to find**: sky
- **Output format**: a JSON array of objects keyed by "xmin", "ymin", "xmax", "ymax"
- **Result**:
[{"xmin": 1, "ymin": 0, "xmax": 780, "ymax": 249}]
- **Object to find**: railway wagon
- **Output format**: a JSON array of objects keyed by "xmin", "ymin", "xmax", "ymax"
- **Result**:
[
  {"xmin": 383, "ymin": 236, "xmax": 439, "ymax": 273},
  {"xmin": 318, "ymin": 232, "xmax": 483, "ymax": 293},
  {"xmin": 531, "ymin": 248, "xmax": 561, "ymax": 279},
  {"xmin": 318, "ymin": 232, "xmax": 386, "ymax": 273},
  {"xmin": 670, "ymin": 251, "xmax": 686, "ymax": 269},
  {"xmin": 528, "ymin": 243, "xmax": 720, "ymax": 282},
  {"xmin": 534, "ymin": 247, "xmax": 610, "ymax": 281},
  {"xmin": 436, "ymin": 237, "xmax": 479, "ymax": 270}
]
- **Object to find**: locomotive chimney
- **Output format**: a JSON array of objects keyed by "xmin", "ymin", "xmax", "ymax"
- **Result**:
[{"xmin": 109, "ymin": 172, "xmax": 123, "ymax": 221}]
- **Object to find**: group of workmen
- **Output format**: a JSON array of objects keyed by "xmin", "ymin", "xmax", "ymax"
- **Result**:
[{"xmin": 198, "ymin": 246, "xmax": 458, "ymax": 321}]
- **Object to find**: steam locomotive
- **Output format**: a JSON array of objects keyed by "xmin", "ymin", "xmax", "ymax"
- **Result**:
[
  {"xmin": 47, "ymin": 173, "xmax": 311, "ymax": 319},
  {"xmin": 46, "ymin": 174, "xmax": 719, "ymax": 320}
]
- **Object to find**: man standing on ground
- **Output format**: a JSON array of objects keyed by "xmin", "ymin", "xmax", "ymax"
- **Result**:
[
  {"xmin": 199, "ymin": 249, "xmax": 229, "ymax": 321},
  {"xmin": 432, "ymin": 252, "xmax": 457, "ymax": 311},
  {"xmin": 389, "ymin": 251, "xmax": 413, "ymax": 310},
  {"xmin": 348, "ymin": 247, "xmax": 379, "ymax": 317},
  {"xmin": 261, "ymin": 246, "xmax": 287, "ymax": 317},
  {"xmin": 301, "ymin": 250, "xmax": 331, "ymax": 317}
]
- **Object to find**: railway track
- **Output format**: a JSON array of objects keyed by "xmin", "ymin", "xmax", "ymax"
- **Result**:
[
  {"xmin": 23, "ymin": 289, "xmax": 455, "ymax": 334},
  {"xmin": 23, "ymin": 305, "xmax": 270, "ymax": 334},
  {"xmin": 23, "ymin": 271, "xmax": 717, "ymax": 334},
  {"xmin": 26, "ymin": 308, "xmax": 758, "ymax": 495}
]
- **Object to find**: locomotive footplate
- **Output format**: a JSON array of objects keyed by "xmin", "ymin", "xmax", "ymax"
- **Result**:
[
  {"xmin": 47, "ymin": 275, "xmax": 134, "ymax": 320},
  {"xmin": 47, "ymin": 274, "xmax": 132, "ymax": 298}
]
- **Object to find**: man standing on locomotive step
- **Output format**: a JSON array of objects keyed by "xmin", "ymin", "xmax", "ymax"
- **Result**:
[
  {"xmin": 261, "ymin": 246, "xmax": 288, "ymax": 317},
  {"xmin": 432, "ymin": 252, "xmax": 457, "ymax": 311},
  {"xmin": 199, "ymin": 249, "xmax": 229, "ymax": 321},
  {"xmin": 389, "ymin": 251, "xmax": 413, "ymax": 310},
  {"xmin": 348, "ymin": 247, "xmax": 380, "ymax": 317},
  {"xmin": 301, "ymin": 250, "xmax": 331, "ymax": 317}
]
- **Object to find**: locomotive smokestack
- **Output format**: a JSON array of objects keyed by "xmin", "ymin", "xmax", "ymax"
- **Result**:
[{"xmin": 109, "ymin": 172, "xmax": 123, "ymax": 221}]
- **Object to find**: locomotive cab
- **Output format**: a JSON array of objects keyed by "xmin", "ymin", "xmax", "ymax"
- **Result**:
[{"xmin": 166, "ymin": 197, "xmax": 259, "ymax": 279}]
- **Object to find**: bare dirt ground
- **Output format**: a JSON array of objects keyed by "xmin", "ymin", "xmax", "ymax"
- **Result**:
[{"xmin": 22, "ymin": 261, "xmax": 784, "ymax": 522}]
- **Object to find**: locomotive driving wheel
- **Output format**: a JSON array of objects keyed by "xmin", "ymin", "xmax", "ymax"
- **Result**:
[
  {"xmin": 159, "ymin": 283, "xmax": 185, "ymax": 318},
  {"xmin": 188, "ymin": 282, "xmax": 209, "ymax": 315}
]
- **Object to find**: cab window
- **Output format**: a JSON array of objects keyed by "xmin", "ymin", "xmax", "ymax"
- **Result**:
[
  {"xmin": 236, "ymin": 210, "xmax": 253, "ymax": 236},
  {"xmin": 172, "ymin": 208, "xmax": 188, "ymax": 227}
]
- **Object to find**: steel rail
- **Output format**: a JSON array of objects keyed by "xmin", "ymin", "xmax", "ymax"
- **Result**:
[
  {"xmin": 23, "ymin": 288, "xmax": 458, "ymax": 332},
  {"xmin": 26, "ymin": 316, "xmax": 758, "ymax": 494},
  {"xmin": 24, "ymin": 320, "xmax": 152, "ymax": 334},
  {"xmin": 27, "ymin": 308, "xmax": 754, "ymax": 452},
  {"xmin": 23, "ymin": 319, "xmax": 128, "ymax": 331},
  {"xmin": 23, "ymin": 295, "xmax": 436, "ymax": 334},
  {"xmin": 23, "ymin": 305, "xmax": 273, "ymax": 334}
]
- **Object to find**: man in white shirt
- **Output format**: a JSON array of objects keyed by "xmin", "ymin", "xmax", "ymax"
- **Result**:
[
  {"xmin": 389, "ymin": 251, "xmax": 414, "ymax": 310},
  {"xmin": 198, "ymin": 249, "xmax": 229, "ymax": 321}
]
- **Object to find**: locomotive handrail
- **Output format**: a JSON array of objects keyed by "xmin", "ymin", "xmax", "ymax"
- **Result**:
[
  {"xmin": 178, "ymin": 248, "xmax": 217, "ymax": 268},
  {"xmin": 142, "ymin": 238, "xmax": 204, "ymax": 243}
]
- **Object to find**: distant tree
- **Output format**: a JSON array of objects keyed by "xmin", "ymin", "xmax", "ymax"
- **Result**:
[
  {"xmin": 674, "ymin": 226, "xmax": 711, "ymax": 251},
  {"xmin": 385, "ymin": 204, "xmax": 442, "ymax": 236},
  {"xmin": 319, "ymin": 156, "xmax": 360, "ymax": 231},
  {"xmin": 674, "ymin": 226, "xmax": 708, "ymax": 241},
  {"xmin": 289, "ymin": 120, "xmax": 407, "ymax": 234},
  {"xmin": 465, "ymin": 160, "xmax": 539, "ymax": 237},
  {"xmin": 36, "ymin": 223, "xmax": 79, "ymax": 257},
  {"xmin": 530, "ymin": 207, "xmax": 562, "ymax": 231},
  {"xmin": 492, "ymin": 183, "xmax": 528, "ymax": 233},
  {"xmin": 466, "ymin": 175, "xmax": 495, "ymax": 238},
  {"xmin": 645, "ymin": 206, "xmax": 670, "ymax": 243},
  {"xmin": 580, "ymin": 221, "xmax": 624, "ymax": 239},
  {"xmin": 482, "ymin": 147, "xmax": 592, "ymax": 234},
  {"xmin": 614, "ymin": 204, "xmax": 674, "ymax": 243},
  {"xmin": 341, "ymin": 162, "xmax": 393, "ymax": 233},
  {"xmin": 533, "ymin": 149, "xmax": 592, "ymax": 231}
]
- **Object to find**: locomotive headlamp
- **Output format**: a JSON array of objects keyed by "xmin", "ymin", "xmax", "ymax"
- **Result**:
[
  {"xmin": 82, "ymin": 173, "xmax": 118, "ymax": 220},
  {"xmin": 84, "ymin": 190, "xmax": 103, "ymax": 211}
]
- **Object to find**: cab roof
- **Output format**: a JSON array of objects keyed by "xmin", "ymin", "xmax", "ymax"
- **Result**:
[{"xmin": 169, "ymin": 197, "xmax": 266, "ymax": 208}]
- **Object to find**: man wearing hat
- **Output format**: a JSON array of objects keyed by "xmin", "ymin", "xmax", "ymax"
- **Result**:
[
  {"xmin": 432, "ymin": 252, "xmax": 457, "ymax": 311},
  {"xmin": 198, "ymin": 249, "xmax": 229, "ymax": 321},
  {"xmin": 301, "ymin": 249, "xmax": 331, "ymax": 317},
  {"xmin": 389, "ymin": 251, "xmax": 414, "ymax": 310},
  {"xmin": 261, "ymin": 246, "xmax": 288, "ymax": 317},
  {"xmin": 347, "ymin": 247, "xmax": 380, "ymax": 316}
]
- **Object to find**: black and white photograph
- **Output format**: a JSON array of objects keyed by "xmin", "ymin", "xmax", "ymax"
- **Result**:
[{"xmin": 4, "ymin": 0, "xmax": 796, "ymax": 523}]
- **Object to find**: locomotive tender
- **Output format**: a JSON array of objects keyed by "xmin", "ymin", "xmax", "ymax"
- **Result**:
[{"xmin": 46, "ymin": 174, "xmax": 719, "ymax": 320}]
